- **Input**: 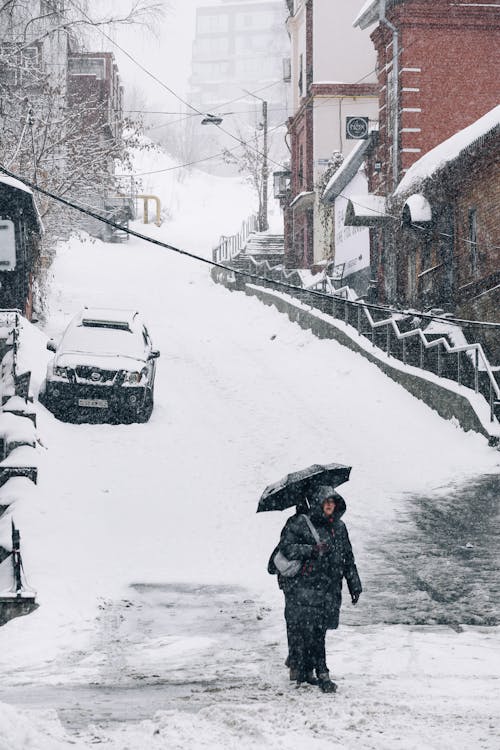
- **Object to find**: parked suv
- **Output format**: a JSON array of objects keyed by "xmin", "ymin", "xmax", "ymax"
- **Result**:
[{"xmin": 41, "ymin": 308, "xmax": 160, "ymax": 423}]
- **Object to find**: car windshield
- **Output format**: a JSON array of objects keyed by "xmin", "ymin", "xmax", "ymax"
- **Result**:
[{"xmin": 61, "ymin": 323, "xmax": 146, "ymax": 360}]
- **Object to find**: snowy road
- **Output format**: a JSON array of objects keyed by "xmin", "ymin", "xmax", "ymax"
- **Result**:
[{"xmin": 0, "ymin": 207, "xmax": 499, "ymax": 747}]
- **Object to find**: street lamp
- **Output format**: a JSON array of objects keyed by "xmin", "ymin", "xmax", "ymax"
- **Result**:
[{"xmin": 201, "ymin": 113, "xmax": 223, "ymax": 126}]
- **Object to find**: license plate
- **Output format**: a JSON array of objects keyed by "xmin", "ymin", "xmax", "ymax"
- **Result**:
[{"xmin": 78, "ymin": 398, "xmax": 108, "ymax": 409}]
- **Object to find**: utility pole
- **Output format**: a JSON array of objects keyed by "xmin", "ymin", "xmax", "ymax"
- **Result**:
[
  {"xmin": 243, "ymin": 89, "xmax": 269, "ymax": 232},
  {"xmin": 261, "ymin": 99, "xmax": 269, "ymax": 232}
]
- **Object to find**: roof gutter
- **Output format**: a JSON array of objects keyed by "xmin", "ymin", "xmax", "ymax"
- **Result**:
[{"xmin": 378, "ymin": 0, "xmax": 399, "ymax": 188}]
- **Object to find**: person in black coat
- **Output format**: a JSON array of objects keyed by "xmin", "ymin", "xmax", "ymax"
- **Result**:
[{"xmin": 269, "ymin": 485, "xmax": 362, "ymax": 693}]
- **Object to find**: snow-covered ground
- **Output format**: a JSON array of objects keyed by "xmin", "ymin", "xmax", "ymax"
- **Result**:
[{"xmin": 0, "ymin": 150, "xmax": 499, "ymax": 749}]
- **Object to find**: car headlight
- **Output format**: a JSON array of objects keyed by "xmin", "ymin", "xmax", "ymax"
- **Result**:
[
  {"xmin": 54, "ymin": 366, "xmax": 71, "ymax": 379},
  {"xmin": 123, "ymin": 368, "xmax": 148, "ymax": 384}
]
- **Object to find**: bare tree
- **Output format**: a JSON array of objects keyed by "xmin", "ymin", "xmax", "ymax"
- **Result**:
[
  {"xmin": 223, "ymin": 126, "xmax": 270, "ymax": 231},
  {"xmin": 0, "ymin": 0, "xmax": 166, "ymax": 314},
  {"xmin": 0, "ymin": 0, "xmax": 167, "ymax": 211}
]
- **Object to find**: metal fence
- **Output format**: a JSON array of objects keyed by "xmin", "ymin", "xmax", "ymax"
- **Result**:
[
  {"xmin": 217, "ymin": 263, "xmax": 500, "ymax": 424},
  {"xmin": 213, "ymin": 215, "xmax": 259, "ymax": 264}
]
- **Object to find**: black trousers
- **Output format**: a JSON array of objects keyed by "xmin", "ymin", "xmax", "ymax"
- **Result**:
[{"xmin": 285, "ymin": 602, "xmax": 328, "ymax": 676}]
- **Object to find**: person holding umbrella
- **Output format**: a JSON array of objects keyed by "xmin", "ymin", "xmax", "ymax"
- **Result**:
[{"xmin": 259, "ymin": 464, "xmax": 361, "ymax": 694}]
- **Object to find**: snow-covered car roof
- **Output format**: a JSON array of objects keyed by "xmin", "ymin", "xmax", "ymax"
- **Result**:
[
  {"xmin": 78, "ymin": 307, "xmax": 140, "ymax": 331},
  {"xmin": 57, "ymin": 308, "xmax": 149, "ymax": 361}
]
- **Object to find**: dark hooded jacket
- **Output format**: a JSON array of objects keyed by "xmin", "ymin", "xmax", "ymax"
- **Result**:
[{"xmin": 269, "ymin": 488, "xmax": 362, "ymax": 630}]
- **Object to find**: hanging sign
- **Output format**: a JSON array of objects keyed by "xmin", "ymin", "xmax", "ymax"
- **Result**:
[{"xmin": 346, "ymin": 117, "xmax": 369, "ymax": 140}]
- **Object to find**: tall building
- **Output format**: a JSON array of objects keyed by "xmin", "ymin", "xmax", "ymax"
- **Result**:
[{"xmin": 189, "ymin": 0, "xmax": 290, "ymax": 172}]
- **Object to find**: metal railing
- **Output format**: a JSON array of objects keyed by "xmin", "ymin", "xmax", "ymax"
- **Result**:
[
  {"xmin": 216, "ymin": 261, "xmax": 500, "ymax": 424},
  {"xmin": 213, "ymin": 215, "xmax": 259, "ymax": 264},
  {"xmin": 0, "ymin": 310, "xmax": 21, "ymax": 380},
  {"xmin": 304, "ymin": 282, "xmax": 500, "ymax": 424}
]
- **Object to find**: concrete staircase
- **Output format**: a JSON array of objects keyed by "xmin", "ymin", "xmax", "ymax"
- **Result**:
[{"xmin": 240, "ymin": 232, "xmax": 284, "ymax": 265}]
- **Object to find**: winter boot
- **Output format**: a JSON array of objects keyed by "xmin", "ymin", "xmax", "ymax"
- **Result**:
[
  {"xmin": 317, "ymin": 672, "xmax": 337, "ymax": 693},
  {"xmin": 296, "ymin": 671, "xmax": 319, "ymax": 686}
]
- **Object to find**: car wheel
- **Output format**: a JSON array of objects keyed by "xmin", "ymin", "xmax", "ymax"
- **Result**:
[{"xmin": 136, "ymin": 391, "xmax": 154, "ymax": 423}]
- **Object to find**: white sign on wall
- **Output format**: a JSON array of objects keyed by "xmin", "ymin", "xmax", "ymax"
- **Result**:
[
  {"xmin": 0, "ymin": 220, "xmax": 16, "ymax": 271},
  {"xmin": 334, "ymin": 172, "xmax": 369, "ymax": 278}
]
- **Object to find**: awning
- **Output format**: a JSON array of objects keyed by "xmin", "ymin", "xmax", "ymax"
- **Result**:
[
  {"xmin": 402, "ymin": 194, "xmax": 432, "ymax": 224},
  {"xmin": 344, "ymin": 194, "xmax": 388, "ymax": 226},
  {"xmin": 289, "ymin": 191, "xmax": 315, "ymax": 213}
]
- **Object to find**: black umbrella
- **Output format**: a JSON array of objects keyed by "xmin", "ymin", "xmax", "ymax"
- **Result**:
[{"xmin": 257, "ymin": 462, "xmax": 352, "ymax": 513}]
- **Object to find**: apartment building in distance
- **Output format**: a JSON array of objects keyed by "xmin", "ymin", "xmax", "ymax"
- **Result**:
[{"xmin": 189, "ymin": 0, "xmax": 290, "ymax": 172}]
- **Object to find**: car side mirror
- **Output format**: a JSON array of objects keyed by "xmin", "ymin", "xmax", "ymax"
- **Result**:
[
  {"xmin": 148, "ymin": 350, "xmax": 160, "ymax": 360},
  {"xmin": 46, "ymin": 339, "xmax": 57, "ymax": 353}
]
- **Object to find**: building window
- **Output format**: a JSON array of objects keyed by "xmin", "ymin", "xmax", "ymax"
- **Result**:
[
  {"xmin": 68, "ymin": 57, "xmax": 105, "ymax": 80},
  {"xmin": 298, "ymin": 53, "xmax": 303, "ymax": 96},
  {"xmin": 197, "ymin": 13, "xmax": 229, "ymax": 34},
  {"xmin": 41, "ymin": 0, "xmax": 65, "ymax": 12},
  {"xmin": 0, "ymin": 44, "xmax": 41, "ymax": 86},
  {"xmin": 298, "ymin": 144, "xmax": 304, "ymax": 185},
  {"xmin": 236, "ymin": 11, "xmax": 275, "ymax": 30},
  {"xmin": 468, "ymin": 208, "xmax": 478, "ymax": 276},
  {"xmin": 194, "ymin": 37, "xmax": 228, "ymax": 57}
]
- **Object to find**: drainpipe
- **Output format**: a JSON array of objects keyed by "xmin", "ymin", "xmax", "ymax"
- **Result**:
[{"xmin": 378, "ymin": 0, "xmax": 399, "ymax": 189}]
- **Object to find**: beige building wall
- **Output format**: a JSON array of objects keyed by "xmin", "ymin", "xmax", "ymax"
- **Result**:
[
  {"xmin": 286, "ymin": 0, "xmax": 307, "ymax": 115},
  {"xmin": 311, "ymin": 1, "xmax": 379, "ymax": 263},
  {"xmin": 313, "ymin": 1, "xmax": 378, "ymax": 85}
]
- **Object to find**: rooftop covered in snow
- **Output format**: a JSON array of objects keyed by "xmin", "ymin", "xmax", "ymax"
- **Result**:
[
  {"xmin": 0, "ymin": 171, "xmax": 35, "ymax": 196},
  {"xmin": 353, "ymin": 0, "xmax": 405, "ymax": 29}
]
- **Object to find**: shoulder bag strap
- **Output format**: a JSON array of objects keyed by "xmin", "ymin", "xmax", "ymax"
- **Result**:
[{"xmin": 301, "ymin": 514, "xmax": 321, "ymax": 544}]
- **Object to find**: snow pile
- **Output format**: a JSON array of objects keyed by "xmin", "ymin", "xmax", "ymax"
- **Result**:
[{"xmin": 0, "ymin": 702, "xmax": 86, "ymax": 750}]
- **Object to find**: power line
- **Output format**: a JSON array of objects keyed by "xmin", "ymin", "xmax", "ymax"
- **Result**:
[
  {"xmin": 0, "ymin": 163, "xmax": 498, "ymax": 331},
  {"xmin": 125, "ymin": 119, "xmax": 288, "ymax": 177},
  {"xmin": 66, "ymin": 0, "xmax": 204, "ymax": 116},
  {"xmin": 64, "ymin": 0, "xmax": 289, "ymax": 171}
]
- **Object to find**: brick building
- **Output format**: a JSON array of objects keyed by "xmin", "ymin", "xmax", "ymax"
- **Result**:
[
  {"xmin": 348, "ymin": 0, "xmax": 500, "ymax": 324},
  {"xmin": 392, "ymin": 107, "xmax": 500, "ymax": 360},
  {"xmin": 354, "ymin": 0, "xmax": 500, "ymax": 192},
  {"xmin": 0, "ymin": 2, "xmax": 126, "ymax": 243},
  {"xmin": 66, "ymin": 51, "xmax": 127, "ymax": 240},
  {"xmin": 68, "ymin": 53, "xmax": 123, "ymax": 143}
]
